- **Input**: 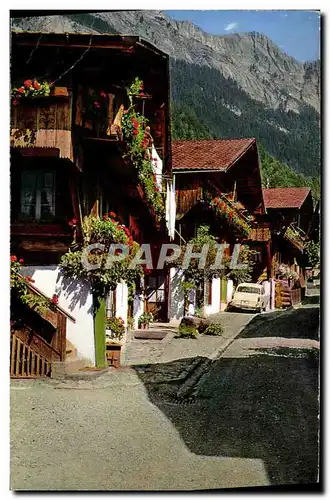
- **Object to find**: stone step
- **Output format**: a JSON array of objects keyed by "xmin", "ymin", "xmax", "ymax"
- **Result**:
[{"xmin": 51, "ymin": 358, "xmax": 90, "ymax": 378}]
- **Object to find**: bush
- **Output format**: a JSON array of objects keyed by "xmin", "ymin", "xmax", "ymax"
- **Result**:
[
  {"xmin": 203, "ymin": 323, "xmax": 224, "ymax": 336},
  {"xmin": 175, "ymin": 324, "xmax": 199, "ymax": 339}
]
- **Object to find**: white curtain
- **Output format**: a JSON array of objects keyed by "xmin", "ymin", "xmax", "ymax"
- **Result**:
[
  {"xmin": 166, "ymin": 179, "xmax": 176, "ymax": 240},
  {"xmin": 148, "ymin": 142, "xmax": 163, "ymax": 190}
]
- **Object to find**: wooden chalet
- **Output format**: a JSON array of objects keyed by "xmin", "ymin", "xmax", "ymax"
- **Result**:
[
  {"xmin": 172, "ymin": 138, "xmax": 272, "ymax": 282},
  {"xmin": 263, "ymin": 187, "xmax": 313, "ymax": 304},
  {"xmin": 10, "ymin": 31, "xmax": 173, "ymax": 372}
]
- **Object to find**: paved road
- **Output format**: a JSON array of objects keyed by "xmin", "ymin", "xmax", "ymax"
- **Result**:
[
  {"xmin": 146, "ymin": 306, "xmax": 319, "ymax": 486},
  {"xmin": 10, "ymin": 307, "xmax": 319, "ymax": 490}
]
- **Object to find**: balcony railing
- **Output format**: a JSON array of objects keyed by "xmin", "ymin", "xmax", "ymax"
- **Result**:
[
  {"xmin": 284, "ymin": 223, "xmax": 308, "ymax": 252},
  {"xmin": 205, "ymin": 191, "xmax": 252, "ymax": 237}
]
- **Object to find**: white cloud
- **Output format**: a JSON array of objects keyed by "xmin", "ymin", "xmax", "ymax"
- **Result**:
[{"xmin": 224, "ymin": 22, "xmax": 238, "ymax": 32}]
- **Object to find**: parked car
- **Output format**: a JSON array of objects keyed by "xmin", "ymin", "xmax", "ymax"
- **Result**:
[{"xmin": 227, "ymin": 283, "xmax": 268, "ymax": 313}]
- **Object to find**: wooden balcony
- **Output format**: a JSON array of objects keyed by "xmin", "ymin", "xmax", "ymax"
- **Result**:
[
  {"xmin": 10, "ymin": 87, "xmax": 73, "ymax": 160},
  {"xmin": 284, "ymin": 223, "xmax": 308, "ymax": 252}
]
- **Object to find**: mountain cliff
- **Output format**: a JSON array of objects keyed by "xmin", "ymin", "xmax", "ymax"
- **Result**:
[{"xmin": 11, "ymin": 11, "xmax": 320, "ymax": 177}]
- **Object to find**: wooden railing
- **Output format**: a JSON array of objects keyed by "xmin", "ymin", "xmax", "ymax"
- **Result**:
[
  {"xmin": 10, "ymin": 333, "xmax": 52, "ymax": 378},
  {"xmin": 284, "ymin": 224, "xmax": 308, "ymax": 252}
]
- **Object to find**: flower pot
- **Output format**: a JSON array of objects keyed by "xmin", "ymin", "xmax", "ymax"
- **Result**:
[{"xmin": 106, "ymin": 342, "xmax": 122, "ymax": 368}]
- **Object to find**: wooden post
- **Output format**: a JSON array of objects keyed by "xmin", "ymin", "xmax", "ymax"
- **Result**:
[{"xmin": 93, "ymin": 294, "xmax": 106, "ymax": 368}]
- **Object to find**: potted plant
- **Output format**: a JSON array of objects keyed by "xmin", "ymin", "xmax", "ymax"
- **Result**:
[
  {"xmin": 105, "ymin": 316, "xmax": 125, "ymax": 368},
  {"xmin": 138, "ymin": 312, "xmax": 153, "ymax": 329}
]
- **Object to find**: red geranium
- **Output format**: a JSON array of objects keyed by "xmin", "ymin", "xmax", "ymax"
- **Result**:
[
  {"xmin": 19, "ymin": 258, "xmax": 24, "ymax": 264},
  {"xmin": 12, "ymin": 99, "xmax": 20, "ymax": 105},
  {"xmin": 133, "ymin": 129, "xmax": 139, "ymax": 136},
  {"xmin": 68, "ymin": 218, "xmax": 77, "ymax": 227},
  {"xmin": 10, "ymin": 255, "xmax": 17, "ymax": 262},
  {"xmin": 17, "ymin": 87, "xmax": 25, "ymax": 94},
  {"xmin": 24, "ymin": 79, "xmax": 32, "ymax": 88},
  {"xmin": 33, "ymin": 80, "xmax": 41, "ymax": 90},
  {"xmin": 109, "ymin": 211, "xmax": 116, "ymax": 218},
  {"xmin": 51, "ymin": 294, "xmax": 59, "ymax": 305},
  {"xmin": 93, "ymin": 101, "xmax": 101, "ymax": 108},
  {"xmin": 99, "ymin": 90, "xmax": 107, "ymax": 98}
]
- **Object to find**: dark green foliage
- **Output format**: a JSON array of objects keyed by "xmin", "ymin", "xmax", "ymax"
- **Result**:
[
  {"xmin": 203, "ymin": 323, "xmax": 224, "ymax": 336},
  {"xmin": 175, "ymin": 324, "xmax": 199, "ymax": 339},
  {"xmin": 170, "ymin": 59, "xmax": 320, "ymax": 179}
]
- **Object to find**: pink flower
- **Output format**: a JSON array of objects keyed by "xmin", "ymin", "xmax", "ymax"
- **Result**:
[
  {"xmin": 19, "ymin": 258, "xmax": 24, "ymax": 264},
  {"xmin": 99, "ymin": 90, "xmax": 107, "ymax": 98},
  {"xmin": 93, "ymin": 101, "xmax": 101, "ymax": 108}
]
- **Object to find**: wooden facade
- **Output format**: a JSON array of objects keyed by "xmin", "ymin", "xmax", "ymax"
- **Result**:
[
  {"xmin": 173, "ymin": 139, "xmax": 272, "ymax": 281},
  {"xmin": 10, "ymin": 31, "xmax": 173, "ymax": 337}
]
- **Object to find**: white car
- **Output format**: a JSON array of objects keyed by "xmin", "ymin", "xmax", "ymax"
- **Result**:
[{"xmin": 228, "ymin": 283, "xmax": 268, "ymax": 313}]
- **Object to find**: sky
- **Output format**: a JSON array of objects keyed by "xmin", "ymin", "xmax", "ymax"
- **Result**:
[{"xmin": 165, "ymin": 10, "xmax": 321, "ymax": 62}]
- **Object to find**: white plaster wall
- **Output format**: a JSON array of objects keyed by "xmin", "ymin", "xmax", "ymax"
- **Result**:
[
  {"xmin": 115, "ymin": 281, "xmax": 128, "ymax": 325},
  {"xmin": 21, "ymin": 266, "xmax": 95, "ymax": 365},
  {"xmin": 270, "ymin": 279, "xmax": 276, "ymax": 310},
  {"xmin": 115, "ymin": 281, "xmax": 129, "ymax": 343},
  {"xmin": 227, "ymin": 280, "xmax": 234, "ymax": 304},
  {"xmin": 133, "ymin": 294, "xmax": 144, "ymax": 330},
  {"xmin": 263, "ymin": 281, "xmax": 271, "ymax": 311},
  {"xmin": 204, "ymin": 278, "xmax": 221, "ymax": 316},
  {"xmin": 168, "ymin": 268, "xmax": 185, "ymax": 323}
]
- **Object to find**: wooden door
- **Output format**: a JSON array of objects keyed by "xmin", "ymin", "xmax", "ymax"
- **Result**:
[{"xmin": 145, "ymin": 272, "xmax": 166, "ymax": 322}]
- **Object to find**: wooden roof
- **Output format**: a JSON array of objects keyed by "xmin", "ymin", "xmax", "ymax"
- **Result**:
[
  {"xmin": 263, "ymin": 188, "xmax": 311, "ymax": 209},
  {"xmin": 172, "ymin": 138, "xmax": 256, "ymax": 172}
]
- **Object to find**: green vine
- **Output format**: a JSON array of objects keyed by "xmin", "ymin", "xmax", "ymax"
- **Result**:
[
  {"xmin": 121, "ymin": 77, "xmax": 165, "ymax": 223},
  {"xmin": 10, "ymin": 256, "xmax": 58, "ymax": 315}
]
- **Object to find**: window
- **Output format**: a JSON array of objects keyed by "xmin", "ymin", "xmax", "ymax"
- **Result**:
[{"xmin": 20, "ymin": 170, "xmax": 55, "ymax": 221}]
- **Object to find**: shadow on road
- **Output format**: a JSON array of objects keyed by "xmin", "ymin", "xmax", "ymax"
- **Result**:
[
  {"xmin": 133, "ymin": 348, "xmax": 319, "ymax": 486},
  {"xmin": 238, "ymin": 307, "xmax": 320, "ymax": 340}
]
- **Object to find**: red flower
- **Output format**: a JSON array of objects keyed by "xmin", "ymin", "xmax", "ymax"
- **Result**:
[
  {"xmin": 17, "ymin": 87, "xmax": 25, "ymax": 94},
  {"xmin": 24, "ymin": 79, "xmax": 32, "ymax": 88},
  {"xmin": 19, "ymin": 258, "xmax": 24, "ymax": 264},
  {"xmin": 109, "ymin": 211, "xmax": 116, "ymax": 218},
  {"xmin": 51, "ymin": 294, "xmax": 59, "ymax": 305},
  {"xmin": 68, "ymin": 218, "xmax": 77, "ymax": 227},
  {"xmin": 93, "ymin": 101, "xmax": 101, "ymax": 108},
  {"xmin": 133, "ymin": 129, "xmax": 139, "ymax": 136},
  {"xmin": 102, "ymin": 215, "xmax": 109, "ymax": 221},
  {"xmin": 12, "ymin": 99, "xmax": 20, "ymax": 105},
  {"xmin": 99, "ymin": 90, "xmax": 107, "ymax": 98},
  {"xmin": 139, "ymin": 91, "xmax": 145, "ymax": 96},
  {"xmin": 26, "ymin": 276, "xmax": 35, "ymax": 283},
  {"xmin": 10, "ymin": 255, "xmax": 17, "ymax": 262},
  {"xmin": 33, "ymin": 80, "xmax": 41, "ymax": 90}
]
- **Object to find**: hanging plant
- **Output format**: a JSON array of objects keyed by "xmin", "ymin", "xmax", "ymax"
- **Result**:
[
  {"xmin": 121, "ymin": 77, "xmax": 165, "ymax": 223},
  {"xmin": 207, "ymin": 194, "xmax": 251, "ymax": 237},
  {"xmin": 60, "ymin": 213, "xmax": 143, "ymax": 298},
  {"xmin": 11, "ymin": 79, "xmax": 51, "ymax": 105},
  {"xmin": 10, "ymin": 256, "xmax": 58, "ymax": 314}
]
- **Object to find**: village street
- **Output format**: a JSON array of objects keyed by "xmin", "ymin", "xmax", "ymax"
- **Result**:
[{"xmin": 10, "ymin": 304, "xmax": 319, "ymax": 491}]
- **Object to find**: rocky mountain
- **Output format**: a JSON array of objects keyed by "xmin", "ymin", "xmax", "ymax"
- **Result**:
[
  {"xmin": 12, "ymin": 10, "xmax": 320, "ymax": 114},
  {"xmin": 11, "ymin": 11, "xmax": 320, "ymax": 177}
]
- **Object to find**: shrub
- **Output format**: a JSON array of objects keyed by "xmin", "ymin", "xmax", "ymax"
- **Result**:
[
  {"xmin": 175, "ymin": 324, "xmax": 198, "ymax": 339},
  {"xmin": 203, "ymin": 323, "xmax": 224, "ymax": 336}
]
